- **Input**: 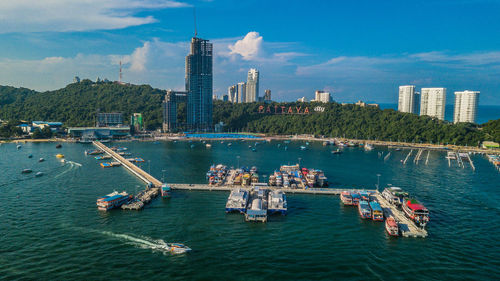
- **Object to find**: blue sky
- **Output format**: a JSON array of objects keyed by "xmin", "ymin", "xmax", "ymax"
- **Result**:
[{"xmin": 0, "ymin": 0, "xmax": 500, "ymax": 104}]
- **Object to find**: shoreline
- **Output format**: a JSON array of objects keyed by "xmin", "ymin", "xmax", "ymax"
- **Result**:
[{"xmin": 2, "ymin": 135, "xmax": 499, "ymax": 154}]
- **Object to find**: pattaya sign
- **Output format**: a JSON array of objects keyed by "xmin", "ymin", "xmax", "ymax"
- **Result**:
[{"xmin": 258, "ymin": 105, "xmax": 311, "ymax": 114}]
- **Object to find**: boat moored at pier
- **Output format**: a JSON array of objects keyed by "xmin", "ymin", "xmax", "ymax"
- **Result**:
[
  {"xmin": 268, "ymin": 190, "xmax": 287, "ymax": 215},
  {"xmin": 96, "ymin": 191, "xmax": 132, "ymax": 211},
  {"xmin": 382, "ymin": 186, "xmax": 409, "ymax": 208},
  {"xmin": 369, "ymin": 201, "xmax": 384, "ymax": 221},
  {"xmin": 358, "ymin": 200, "xmax": 371, "ymax": 219},
  {"xmin": 385, "ymin": 217, "xmax": 399, "ymax": 236},
  {"xmin": 245, "ymin": 198, "xmax": 267, "ymax": 222},
  {"xmin": 225, "ymin": 188, "xmax": 249, "ymax": 213},
  {"xmin": 161, "ymin": 184, "xmax": 171, "ymax": 198},
  {"xmin": 403, "ymin": 199, "xmax": 429, "ymax": 228},
  {"xmin": 341, "ymin": 191, "xmax": 354, "ymax": 205}
]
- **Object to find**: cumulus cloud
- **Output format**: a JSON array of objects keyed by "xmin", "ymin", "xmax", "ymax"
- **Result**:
[
  {"xmin": 0, "ymin": 0, "xmax": 189, "ymax": 33},
  {"xmin": 228, "ymin": 32, "xmax": 263, "ymax": 60}
]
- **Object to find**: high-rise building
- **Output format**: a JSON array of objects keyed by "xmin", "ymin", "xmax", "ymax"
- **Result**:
[
  {"xmin": 162, "ymin": 90, "xmax": 188, "ymax": 132},
  {"xmin": 222, "ymin": 94, "xmax": 229, "ymax": 102},
  {"xmin": 398, "ymin": 85, "xmax": 419, "ymax": 113},
  {"xmin": 186, "ymin": 37, "xmax": 213, "ymax": 131},
  {"xmin": 237, "ymin": 82, "xmax": 246, "ymax": 103},
  {"xmin": 420, "ymin": 88, "xmax": 446, "ymax": 120},
  {"xmin": 227, "ymin": 85, "xmax": 237, "ymax": 103},
  {"xmin": 454, "ymin": 90, "xmax": 480, "ymax": 123},
  {"xmin": 246, "ymin": 68, "xmax": 259, "ymax": 102},
  {"xmin": 314, "ymin": 90, "xmax": 331, "ymax": 103},
  {"xmin": 264, "ymin": 89, "xmax": 271, "ymax": 102}
]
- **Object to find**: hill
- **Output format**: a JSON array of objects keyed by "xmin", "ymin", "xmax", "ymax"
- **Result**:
[{"xmin": 0, "ymin": 80, "xmax": 164, "ymax": 129}]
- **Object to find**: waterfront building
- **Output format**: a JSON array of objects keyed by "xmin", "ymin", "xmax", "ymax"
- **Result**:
[
  {"xmin": 264, "ymin": 89, "xmax": 271, "ymax": 102},
  {"xmin": 32, "ymin": 121, "xmax": 63, "ymax": 133},
  {"xmin": 96, "ymin": 113, "xmax": 123, "ymax": 127},
  {"xmin": 314, "ymin": 91, "xmax": 331, "ymax": 103},
  {"xmin": 68, "ymin": 126, "xmax": 130, "ymax": 140},
  {"xmin": 186, "ymin": 37, "xmax": 213, "ymax": 131},
  {"xmin": 228, "ymin": 85, "xmax": 237, "ymax": 103},
  {"xmin": 162, "ymin": 90, "xmax": 188, "ymax": 132},
  {"xmin": 246, "ymin": 68, "xmax": 259, "ymax": 102},
  {"xmin": 454, "ymin": 90, "xmax": 480, "ymax": 123},
  {"xmin": 355, "ymin": 100, "xmax": 379, "ymax": 108},
  {"xmin": 130, "ymin": 113, "xmax": 144, "ymax": 133},
  {"xmin": 297, "ymin": 97, "xmax": 308, "ymax": 102},
  {"xmin": 398, "ymin": 85, "xmax": 419, "ymax": 114},
  {"xmin": 237, "ymin": 82, "xmax": 246, "ymax": 103},
  {"xmin": 420, "ymin": 88, "xmax": 446, "ymax": 120}
]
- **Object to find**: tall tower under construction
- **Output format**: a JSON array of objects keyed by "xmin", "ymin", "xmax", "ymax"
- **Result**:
[{"xmin": 185, "ymin": 37, "xmax": 213, "ymax": 131}]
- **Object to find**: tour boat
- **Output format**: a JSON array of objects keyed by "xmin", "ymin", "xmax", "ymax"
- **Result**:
[
  {"xmin": 225, "ymin": 188, "xmax": 249, "ymax": 213},
  {"xmin": 245, "ymin": 198, "xmax": 267, "ymax": 222},
  {"xmin": 382, "ymin": 186, "xmax": 409, "ymax": 208},
  {"xmin": 358, "ymin": 200, "xmax": 372, "ymax": 219},
  {"xmin": 96, "ymin": 191, "xmax": 131, "ymax": 211},
  {"xmin": 385, "ymin": 217, "xmax": 399, "ymax": 236},
  {"xmin": 369, "ymin": 201, "xmax": 384, "ymax": 221},
  {"xmin": 351, "ymin": 192, "xmax": 361, "ymax": 206},
  {"xmin": 268, "ymin": 190, "xmax": 287, "ymax": 215},
  {"xmin": 403, "ymin": 199, "xmax": 429, "ymax": 228},
  {"xmin": 161, "ymin": 184, "xmax": 171, "ymax": 198},
  {"xmin": 340, "ymin": 191, "xmax": 354, "ymax": 205}
]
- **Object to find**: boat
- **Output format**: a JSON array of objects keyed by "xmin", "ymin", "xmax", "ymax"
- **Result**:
[
  {"xmin": 300, "ymin": 146, "xmax": 307, "ymax": 150},
  {"xmin": 206, "ymin": 143, "xmax": 212, "ymax": 148},
  {"xmin": 403, "ymin": 199, "xmax": 429, "ymax": 228},
  {"xmin": 225, "ymin": 188, "xmax": 249, "ymax": 213},
  {"xmin": 159, "ymin": 243, "xmax": 192, "ymax": 254},
  {"xmin": 385, "ymin": 217, "xmax": 399, "ymax": 236},
  {"xmin": 245, "ymin": 198, "xmax": 267, "ymax": 222},
  {"xmin": 28, "ymin": 154, "xmax": 33, "ymax": 158},
  {"xmin": 331, "ymin": 149, "xmax": 342, "ymax": 154},
  {"xmin": 358, "ymin": 200, "xmax": 371, "ymax": 219},
  {"xmin": 39, "ymin": 158, "xmax": 45, "ymax": 162},
  {"xmin": 351, "ymin": 193, "xmax": 361, "ymax": 206},
  {"xmin": 161, "ymin": 184, "xmax": 171, "ymax": 198},
  {"xmin": 359, "ymin": 191, "xmax": 370, "ymax": 201},
  {"xmin": 251, "ymin": 147, "xmax": 257, "ymax": 152},
  {"xmin": 95, "ymin": 155, "xmax": 112, "ymax": 160},
  {"xmin": 17, "ymin": 145, "xmax": 22, "ymax": 149},
  {"xmin": 56, "ymin": 144, "xmax": 62, "ymax": 148},
  {"xmin": 268, "ymin": 190, "xmax": 287, "ymax": 215},
  {"xmin": 96, "ymin": 191, "xmax": 131, "ymax": 211},
  {"xmin": 35, "ymin": 172, "xmax": 44, "ymax": 177},
  {"xmin": 85, "ymin": 149, "xmax": 103, "ymax": 155},
  {"xmin": 369, "ymin": 201, "xmax": 384, "ymax": 221},
  {"xmin": 56, "ymin": 154, "xmax": 64, "ymax": 158},
  {"xmin": 381, "ymin": 186, "xmax": 409, "ymax": 208},
  {"xmin": 340, "ymin": 191, "xmax": 354, "ymax": 205},
  {"xmin": 21, "ymin": 169, "xmax": 32, "ymax": 174},
  {"xmin": 364, "ymin": 144, "xmax": 374, "ymax": 151}
]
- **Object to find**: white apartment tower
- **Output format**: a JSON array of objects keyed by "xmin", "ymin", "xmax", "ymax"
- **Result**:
[
  {"xmin": 314, "ymin": 90, "xmax": 331, "ymax": 103},
  {"xmin": 227, "ymin": 85, "xmax": 237, "ymax": 103},
  {"xmin": 246, "ymin": 69, "xmax": 259, "ymax": 102},
  {"xmin": 398, "ymin": 85, "xmax": 418, "ymax": 113},
  {"xmin": 237, "ymin": 82, "xmax": 246, "ymax": 103},
  {"xmin": 420, "ymin": 88, "xmax": 446, "ymax": 120},
  {"xmin": 454, "ymin": 90, "xmax": 480, "ymax": 123}
]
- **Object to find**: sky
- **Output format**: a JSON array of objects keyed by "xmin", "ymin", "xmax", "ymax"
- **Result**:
[{"xmin": 0, "ymin": 0, "xmax": 500, "ymax": 104}]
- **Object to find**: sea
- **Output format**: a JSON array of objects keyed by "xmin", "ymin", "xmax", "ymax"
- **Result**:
[
  {"xmin": 1, "ymin": 141, "xmax": 499, "ymax": 280},
  {"xmin": 379, "ymin": 104, "xmax": 500, "ymax": 124}
]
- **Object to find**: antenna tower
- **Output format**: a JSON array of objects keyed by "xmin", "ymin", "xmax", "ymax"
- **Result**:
[
  {"xmin": 119, "ymin": 60, "xmax": 122, "ymax": 83},
  {"xmin": 193, "ymin": 8, "xmax": 197, "ymax": 37}
]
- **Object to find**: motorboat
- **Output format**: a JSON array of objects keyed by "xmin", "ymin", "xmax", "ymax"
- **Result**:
[
  {"xmin": 157, "ymin": 243, "xmax": 191, "ymax": 254},
  {"xmin": 385, "ymin": 217, "xmax": 399, "ymax": 236},
  {"xmin": 35, "ymin": 172, "xmax": 44, "ymax": 177},
  {"xmin": 21, "ymin": 169, "xmax": 33, "ymax": 174},
  {"xmin": 39, "ymin": 158, "xmax": 45, "ymax": 162}
]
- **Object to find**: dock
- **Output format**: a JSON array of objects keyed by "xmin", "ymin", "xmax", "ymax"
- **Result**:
[
  {"xmin": 93, "ymin": 141, "xmax": 163, "ymax": 210},
  {"xmin": 373, "ymin": 193, "xmax": 428, "ymax": 238}
]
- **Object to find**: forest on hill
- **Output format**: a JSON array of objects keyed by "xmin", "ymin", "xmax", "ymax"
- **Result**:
[{"xmin": 0, "ymin": 82, "xmax": 498, "ymax": 145}]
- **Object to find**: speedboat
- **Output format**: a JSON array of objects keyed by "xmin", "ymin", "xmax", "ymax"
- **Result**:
[
  {"xmin": 17, "ymin": 145, "xmax": 22, "ymax": 150},
  {"xmin": 39, "ymin": 158, "xmax": 45, "ymax": 162},
  {"xmin": 22, "ymin": 169, "xmax": 32, "ymax": 174},
  {"xmin": 35, "ymin": 172, "xmax": 44, "ymax": 177},
  {"xmin": 157, "ymin": 243, "xmax": 192, "ymax": 254},
  {"xmin": 28, "ymin": 154, "xmax": 33, "ymax": 158},
  {"xmin": 300, "ymin": 146, "xmax": 307, "ymax": 150}
]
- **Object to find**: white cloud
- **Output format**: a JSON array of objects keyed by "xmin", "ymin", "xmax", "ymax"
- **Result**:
[
  {"xmin": 0, "ymin": 0, "xmax": 189, "ymax": 33},
  {"xmin": 228, "ymin": 32, "xmax": 263, "ymax": 60},
  {"xmin": 410, "ymin": 51, "xmax": 500, "ymax": 66}
]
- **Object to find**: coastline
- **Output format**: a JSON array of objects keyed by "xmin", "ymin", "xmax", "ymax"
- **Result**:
[{"xmin": 1, "ymin": 134, "xmax": 498, "ymax": 154}]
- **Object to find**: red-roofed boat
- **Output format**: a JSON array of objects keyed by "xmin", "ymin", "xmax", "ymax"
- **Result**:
[
  {"xmin": 403, "ymin": 199, "xmax": 429, "ymax": 228},
  {"xmin": 385, "ymin": 217, "xmax": 399, "ymax": 236}
]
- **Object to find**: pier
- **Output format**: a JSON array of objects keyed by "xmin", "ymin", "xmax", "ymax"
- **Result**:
[
  {"xmin": 93, "ymin": 141, "xmax": 163, "ymax": 210},
  {"xmin": 373, "ymin": 193, "xmax": 428, "ymax": 238}
]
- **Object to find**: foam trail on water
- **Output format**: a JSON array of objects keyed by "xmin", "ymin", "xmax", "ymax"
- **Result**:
[{"xmin": 100, "ymin": 231, "xmax": 168, "ymax": 251}]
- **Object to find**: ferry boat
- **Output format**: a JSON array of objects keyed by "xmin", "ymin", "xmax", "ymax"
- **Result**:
[
  {"xmin": 385, "ymin": 217, "xmax": 399, "ymax": 236},
  {"xmin": 381, "ymin": 186, "xmax": 409, "ymax": 208},
  {"xmin": 403, "ymin": 199, "xmax": 429, "ymax": 228},
  {"xmin": 96, "ymin": 191, "xmax": 131, "ymax": 211},
  {"xmin": 161, "ymin": 184, "xmax": 171, "ymax": 198},
  {"xmin": 245, "ymin": 198, "xmax": 267, "ymax": 222},
  {"xmin": 359, "ymin": 191, "xmax": 370, "ymax": 201},
  {"xmin": 351, "ymin": 193, "xmax": 361, "ymax": 206},
  {"xmin": 369, "ymin": 201, "xmax": 384, "ymax": 221},
  {"xmin": 225, "ymin": 188, "xmax": 249, "ymax": 213},
  {"xmin": 358, "ymin": 200, "xmax": 371, "ymax": 219},
  {"xmin": 340, "ymin": 191, "xmax": 354, "ymax": 205},
  {"xmin": 268, "ymin": 190, "xmax": 287, "ymax": 215}
]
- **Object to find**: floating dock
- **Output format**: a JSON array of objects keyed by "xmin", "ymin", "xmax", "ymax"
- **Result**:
[{"xmin": 373, "ymin": 193, "xmax": 428, "ymax": 238}]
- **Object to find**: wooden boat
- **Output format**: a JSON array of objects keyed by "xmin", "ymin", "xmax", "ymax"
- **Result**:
[{"xmin": 385, "ymin": 217, "xmax": 399, "ymax": 236}]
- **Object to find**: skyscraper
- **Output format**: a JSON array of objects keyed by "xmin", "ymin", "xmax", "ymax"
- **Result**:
[
  {"xmin": 264, "ymin": 89, "xmax": 271, "ymax": 102},
  {"xmin": 246, "ymin": 68, "xmax": 259, "ymax": 102},
  {"xmin": 237, "ymin": 82, "xmax": 246, "ymax": 103},
  {"xmin": 314, "ymin": 90, "xmax": 331, "ymax": 103},
  {"xmin": 398, "ymin": 85, "xmax": 418, "ymax": 113},
  {"xmin": 186, "ymin": 37, "xmax": 213, "ymax": 131},
  {"xmin": 227, "ymin": 85, "xmax": 237, "ymax": 103},
  {"xmin": 454, "ymin": 90, "xmax": 480, "ymax": 123},
  {"xmin": 420, "ymin": 88, "xmax": 446, "ymax": 120}
]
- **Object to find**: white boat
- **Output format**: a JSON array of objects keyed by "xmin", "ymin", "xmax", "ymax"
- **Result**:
[
  {"xmin": 268, "ymin": 190, "xmax": 287, "ymax": 215},
  {"xmin": 157, "ymin": 243, "xmax": 192, "ymax": 254},
  {"xmin": 245, "ymin": 198, "xmax": 267, "ymax": 222},
  {"xmin": 206, "ymin": 143, "xmax": 212, "ymax": 148},
  {"xmin": 39, "ymin": 158, "xmax": 45, "ymax": 162},
  {"xmin": 35, "ymin": 172, "xmax": 44, "ymax": 177},
  {"xmin": 381, "ymin": 186, "xmax": 409, "ymax": 208},
  {"xmin": 225, "ymin": 188, "xmax": 249, "ymax": 213},
  {"xmin": 17, "ymin": 145, "xmax": 22, "ymax": 149},
  {"xmin": 364, "ymin": 144, "xmax": 374, "ymax": 151}
]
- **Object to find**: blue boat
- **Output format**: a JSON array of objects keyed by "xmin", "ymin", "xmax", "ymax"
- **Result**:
[
  {"xmin": 96, "ymin": 191, "xmax": 131, "ymax": 211},
  {"xmin": 369, "ymin": 201, "xmax": 384, "ymax": 221},
  {"xmin": 358, "ymin": 200, "xmax": 371, "ymax": 219}
]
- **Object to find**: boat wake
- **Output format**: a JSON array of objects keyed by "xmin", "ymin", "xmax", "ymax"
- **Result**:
[
  {"xmin": 100, "ymin": 231, "xmax": 191, "ymax": 254},
  {"xmin": 54, "ymin": 161, "xmax": 80, "ymax": 178}
]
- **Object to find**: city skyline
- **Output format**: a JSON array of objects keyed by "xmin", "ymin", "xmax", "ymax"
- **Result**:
[{"xmin": 0, "ymin": 1, "xmax": 500, "ymax": 105}]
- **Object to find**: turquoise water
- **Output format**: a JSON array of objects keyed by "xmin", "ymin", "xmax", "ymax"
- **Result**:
[{"xmin": 1, "ymin": 141, "xmax": 499, "ymax": 280}]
